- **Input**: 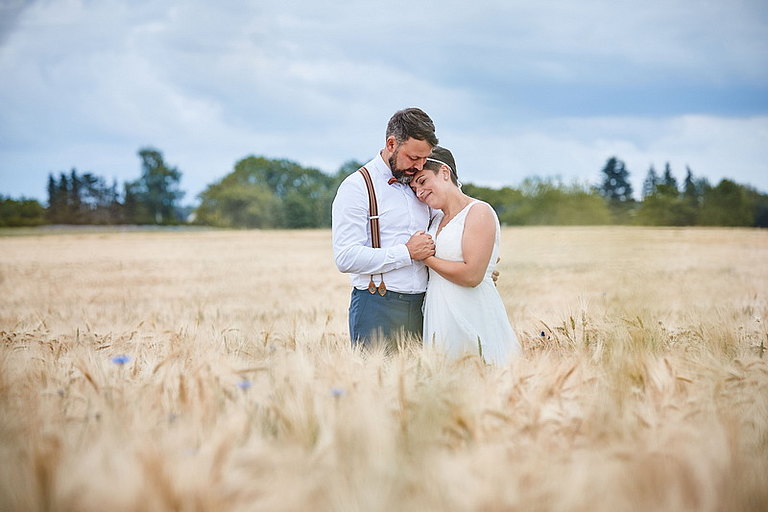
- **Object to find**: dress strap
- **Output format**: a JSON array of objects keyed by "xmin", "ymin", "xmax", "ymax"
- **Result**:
[{"xmin": 455, "ymin": 200, "xmax": 481, "ymax": 221}]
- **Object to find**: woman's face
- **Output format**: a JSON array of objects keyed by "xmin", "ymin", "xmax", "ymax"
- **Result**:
[{"xmin": 410, "ymin": 167, "xmax": 448, "ymax": 207}]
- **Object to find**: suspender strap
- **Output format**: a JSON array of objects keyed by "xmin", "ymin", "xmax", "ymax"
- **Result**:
[
  {"xmin": 357, "ymin": 166, "xmax": 387, "ymax": 296},
  {"xmin": 357, "ymin": 167, "xmax": 381, "ymax": 248}
]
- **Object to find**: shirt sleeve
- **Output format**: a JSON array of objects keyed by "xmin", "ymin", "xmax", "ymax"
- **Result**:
[{"xmin": 332, "ymin": 176, "xmax": 412, "ymax": 275}]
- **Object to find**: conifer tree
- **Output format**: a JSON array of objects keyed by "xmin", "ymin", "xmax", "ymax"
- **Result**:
[
  {"xmin": 683, "ymin": 166, "xmax": 698, "ymax": 205},
  {"xmin": 46, "ymin": 173, "xmax": 60, "ymax": 223},
  {"xmin": 599, "ymin": 156, "xmax": 634, "ymax": 223},
  {"xmin": 642, "ymin": 165, "xmax": 659, "ymax": 199},
  {"xmin": 658, "ymin": 162, "xmax": 678, "ymax": 197},
  {"xmin": 600, "ymin": 156, "xmax": 633, "ymax": 202}
]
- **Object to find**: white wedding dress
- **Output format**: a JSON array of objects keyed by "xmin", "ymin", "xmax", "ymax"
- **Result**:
[{"xmin": 423, "ymin": 200, "xmax": 521, "ymax": 365}]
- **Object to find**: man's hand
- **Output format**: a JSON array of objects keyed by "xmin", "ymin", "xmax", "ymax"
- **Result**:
[
  {"xmin": 406, "ymin": 230, "xmax": 435, "ymax": 261},
  {"xmin": 492, "ymin": 257, "xmax": 501, "ymax": 286}
]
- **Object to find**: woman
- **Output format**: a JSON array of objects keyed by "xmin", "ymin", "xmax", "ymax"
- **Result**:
[{"xmin": 410, "ymin": 146, "xmax": 521, "ymax": 364}]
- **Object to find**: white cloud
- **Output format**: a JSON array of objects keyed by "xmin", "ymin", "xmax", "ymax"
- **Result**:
[{"xmin": 1, "ymin": 0, "xmax": 766, "ymax": 202}]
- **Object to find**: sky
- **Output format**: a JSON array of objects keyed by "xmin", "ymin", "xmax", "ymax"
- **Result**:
[{"xmin": 1, "ymin": 0, "xmax": 767, "ymax": 205}]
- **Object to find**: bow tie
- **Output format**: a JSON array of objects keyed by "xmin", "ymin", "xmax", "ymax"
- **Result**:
[{"xmin": 389, "ymin": 169, "xmax": 418, "ymax": 185}]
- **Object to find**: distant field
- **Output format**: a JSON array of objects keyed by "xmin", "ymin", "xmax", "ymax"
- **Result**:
[{"xmin": 1, "ymin": 227, "xmax": 766, "ymax": 511}]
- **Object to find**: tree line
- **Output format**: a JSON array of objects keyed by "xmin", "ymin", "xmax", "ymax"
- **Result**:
[
  {"xmin": 1, "ymin": 147, "xmax": 185, "ymax": 227},
  {"xmin": 464, "ymin": 157, "xmax": 768, "ymax": 227},
  {"xmin": 1, "ymin": 149, "xmax": 767, "ymax": 228}
]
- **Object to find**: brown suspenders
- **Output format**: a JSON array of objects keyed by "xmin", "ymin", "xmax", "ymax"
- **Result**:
[{"xmin": 357, "ymin": 167, "xmax": 387, "ymax": 296}]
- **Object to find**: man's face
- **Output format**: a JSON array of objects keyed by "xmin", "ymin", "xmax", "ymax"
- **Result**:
[{"xmin": 387, "ymin": 137, "xmax": 433, "ymax": 183}]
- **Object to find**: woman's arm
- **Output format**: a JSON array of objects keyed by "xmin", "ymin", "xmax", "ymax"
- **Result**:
[{"xmin": 423, "ymin": 203, "xmax": 495, "ymax": 287}]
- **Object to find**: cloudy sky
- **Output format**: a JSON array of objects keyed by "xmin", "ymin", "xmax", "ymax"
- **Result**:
[{"xmin": 2, "ymin": 0, "xmax": 767, "ymax": 204}]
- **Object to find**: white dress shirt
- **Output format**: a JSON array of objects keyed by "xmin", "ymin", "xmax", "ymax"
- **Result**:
[{"xmin": 332, "ymin": 152, "xmax": 431, "ymax": 294}]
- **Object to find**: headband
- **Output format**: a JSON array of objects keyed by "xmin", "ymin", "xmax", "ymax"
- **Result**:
[{"xmin": 426, "ymin": 157, "xmax": 455, "ymax": 175}]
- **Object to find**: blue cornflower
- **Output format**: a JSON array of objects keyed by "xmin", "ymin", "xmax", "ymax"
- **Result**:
[
  {"xmin": 237, "ymin": 379, "xmax": 252, "ymax": 391},
  {"xmin": 111, "ymin": 355, "xmax": 131, "ymax": 365},
  {"xmin": 330, "ymin": 388, "xmax": 345, "ymax": 398}
]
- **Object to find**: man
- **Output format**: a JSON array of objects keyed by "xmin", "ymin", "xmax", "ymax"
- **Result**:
[{"xmin": 332, "ymin": 107, "xmax": 438, "ymax": 346}]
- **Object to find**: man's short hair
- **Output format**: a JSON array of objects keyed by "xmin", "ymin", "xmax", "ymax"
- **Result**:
[{"xmin": 386, "ymin": 108, "xmax": 439, "ymax": 147}]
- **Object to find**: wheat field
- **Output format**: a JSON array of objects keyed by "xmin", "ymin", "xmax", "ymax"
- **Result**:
[{"xmin": 1, "ymin": 226, "xmax": 767, "ymax": 511}]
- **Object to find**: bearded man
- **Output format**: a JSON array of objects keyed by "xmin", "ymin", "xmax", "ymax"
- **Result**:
[{"xmin": 332, "ymin": 107, "xmax": 438, "ymax": 346}]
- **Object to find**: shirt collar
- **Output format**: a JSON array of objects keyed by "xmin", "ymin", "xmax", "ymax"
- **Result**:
[{"xmin": 370, "ymin": 151, "xmax": 395, "ymax": 181}]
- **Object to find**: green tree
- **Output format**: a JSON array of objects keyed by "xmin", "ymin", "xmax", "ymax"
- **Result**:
[
  {"xmin": 130, "ymin": 147, "xmax": 184, "ymax": 224},
  {"xmin": 461, "ymin": 183, "xmax": 523, "ymax": 223},
  {"xmin": 464, "ymin": 178, "xmax": 611, "ymax": 226},
  {"xmin": 518, "ymin": 177, "xmax": 612, "ymax": 225},
  {"xmin": 636, "ymin": 164, "xmax": 701, "ymax": 226},
  {"xmin": 195, "ymin": 155, "xmax": 337, "ymax": 228},
  {"xmin": 336, "ymin": 160, "xmax": 365, "ymax": 179},
  {"xmin": 699, "ymin": 179, "xmax": 753, "ymax": 226},
  {"xmin": 641, "ymin": 165, "xmax": 659, "ymax": 200},
  {"xmin": 600, "ymin": 157, "xmax": 633, "ymax": 202},
  {"xmin": 599, "ymin": 156, "xmax": 634, "ymax": 223},
  {"xmin": 635, "ymin": 194, "xmax": 689, "ymax": 226},
  {"xmin": 656, "ymin": 162, "xmax": 678, "ymax": 197},
  {"xmin": 677, "ymin": 165, "xmax": 700, "ymax": 225},
  {"xmin": 80, "ymin": 172, "xmax": 115, "ymax": 224},
  {"xmin": 0, "ymin": 196, "xmax": 47, "ymax": 227},
  {"xmin": 122, "ymin": 181, "xmax": 141, "ymax": 224},
  {"xmin": 108, "ymin": 179, "xmax": 122, "ymax": 223},
  {"xmin": 750, "ymin": 188, "xmax": 768, "ymax": 227},
  {"xmin": 46, "ymin": 173, "xmax": 63, "ymax": 223},
  {"xmin": 196, "ymin": 179, "xmax": 279, "ymax": 228},
  {"xmin": 682, "ymin": 166, "xmax": 697, "ymax": 203},
  {"xmin": 46, "ymin": 169, "xmax": 125, "ymax": 224},
  {"xmin": 57, "ymin": 173, "xmax": 70, "ymax": 222}
]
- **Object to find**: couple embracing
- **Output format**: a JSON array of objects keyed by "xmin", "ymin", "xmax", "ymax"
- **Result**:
[{"xmin": 332, "ymin": 108, "xmax": 521, "ymax": 365}]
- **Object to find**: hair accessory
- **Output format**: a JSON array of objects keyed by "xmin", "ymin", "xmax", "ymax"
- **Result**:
[
  {"xmin": 426, "ymin": 158, "xmax": 453, "ymax": 174},
  {"xmin": 426, "ymin": 146, "xmax": 458, "ymax": 178}
]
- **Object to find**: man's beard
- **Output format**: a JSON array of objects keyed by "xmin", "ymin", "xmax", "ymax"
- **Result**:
[{"xmin": 388, "ymin": 149, "xmax": 418, "ymax": 184}]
